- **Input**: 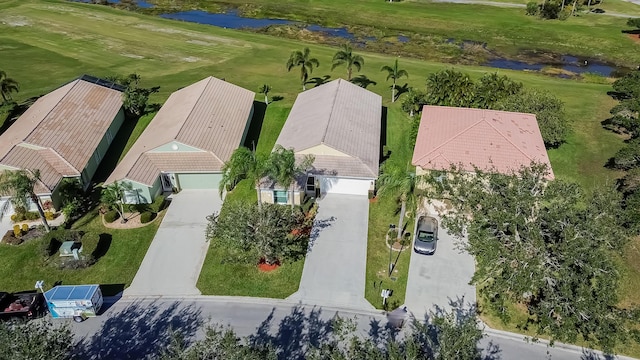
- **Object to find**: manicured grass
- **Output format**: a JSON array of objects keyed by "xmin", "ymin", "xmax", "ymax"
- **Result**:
[
  {"xmin": 148, "ymin": 0, "xmax": 640, "ymax": 66},
  {"xmin": 197, "ymin": 243, "xmax": 305, "ymax": 298},
  {"xmin": 0, "ymin": 211, "xmax": 160, "ymax": 294}
]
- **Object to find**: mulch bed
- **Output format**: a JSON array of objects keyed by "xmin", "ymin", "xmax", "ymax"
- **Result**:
[{"xmin": 258, "ymin": 258, "xmax": 281, "ymax": 272}]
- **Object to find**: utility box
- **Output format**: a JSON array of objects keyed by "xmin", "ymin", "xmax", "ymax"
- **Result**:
[{"xmin": 44, "ymin": 285, "xmax": 103, "ymax": 322}]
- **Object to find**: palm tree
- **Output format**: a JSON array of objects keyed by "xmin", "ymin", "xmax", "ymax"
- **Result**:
[
  {"xmin": 219, "ymin": 147, "xmax": 268, "ymax": 206},
  {"xmin": 286, "ymin": 48, "xmax": 320, "ymax": 91},
  {"xmin": 0, "ymin": 71, "xmax": 19, "ymax": 104},
  {"xmin": 0, "ymin": 169, "xmax": 50, "ymax": 232},
  {"xmin": 265, "ymin": 145, "xmax": 314, "ymax": 208},
  {"xmin": 380, "ymin": 59, "xmax": 409, "ymax": 103},
  {"xmin": 331, "ymin": 44, "xmax": 364, "ymax": 81},
  {"xmin": 100, "ymin": 182, "xmax": 133, "ymax": 223},
  {"xmin": 376, "ymin": 165, "xmax": 423, "ymax": 241},
  {"xmin": 259, "ymin": 84, "xmax": 272, "ymax": 105}
]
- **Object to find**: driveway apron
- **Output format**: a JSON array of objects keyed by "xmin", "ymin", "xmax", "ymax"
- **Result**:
[
  {"xmin": 287, "ymin": 194, "xmax": 374, "ymax": 310},
  {"xmin": 124, "ymin": 190, "xmax": 221, "ymax": 296},
  {"xmin": 404, "ymin": 201, "xmax": 476, "ymax": 318}
]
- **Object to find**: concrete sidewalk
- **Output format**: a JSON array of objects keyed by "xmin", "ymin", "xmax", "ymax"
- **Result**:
[
  {"xmin": 124, "ymin": 190, "xmax": 221, "ymax": 296},
  {"xmin": 287, "ymin": 194, "xmax": 374, "ymax": 310}
]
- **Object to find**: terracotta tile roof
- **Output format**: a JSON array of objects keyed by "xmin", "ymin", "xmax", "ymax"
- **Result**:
[
  {"xmin": 0, "ymin": 78, "xmax": 123, "ymax": 193},
  {"xmin": 412, "ymin": 106, "xmax": 554, "ymax": 179},
  {"xmin": 275, "ymin": 79, "xmax": 382, "ymax": 179},
  {"xmin": 106, "ymin": 77, "xmax": 254, "ymax": 186}
]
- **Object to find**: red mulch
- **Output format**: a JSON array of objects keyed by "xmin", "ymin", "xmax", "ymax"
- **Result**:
[
  {"xmin": 627, "ymin": 34, "xmax": 640, "ymax": 43},
  {"xmin": 258, "ymin": 258, "xmax": 281, "ymax": 272}
]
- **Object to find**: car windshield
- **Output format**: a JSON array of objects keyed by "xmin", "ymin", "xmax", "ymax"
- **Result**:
[{"xmin": 417, "ymin": 230, "xmax": 435, "ymax": 243}]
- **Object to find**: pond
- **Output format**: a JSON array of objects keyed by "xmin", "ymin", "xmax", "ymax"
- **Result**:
[{"xmin": 484, "ymin": 56, "xmax": 623, "ymax": 77}]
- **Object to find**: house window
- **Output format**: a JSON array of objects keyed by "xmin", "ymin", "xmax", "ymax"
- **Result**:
[{"xmin": 274, "ymin": 190, "xmax": 288, "ymax": 204}]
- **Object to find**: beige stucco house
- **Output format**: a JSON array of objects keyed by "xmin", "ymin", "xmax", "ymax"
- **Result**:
[
  {"xmin": 259, "ymin": 79, "xmax": 382, "ymax": 205},
  {"xmin": 0, "ymin": 75, "xmax": 125, "ymax": 216},
  {"xmin": 105, "ymin": 76, "xmax": 255, "ymax": 204},
  {"xmin": 411, "ymin": 105, "xmax": 554, "ymax": 179}
]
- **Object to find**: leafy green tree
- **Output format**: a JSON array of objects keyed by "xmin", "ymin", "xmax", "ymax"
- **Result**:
[
  {"xmin": 0, "ymin": 320, "xmax": 72, "ymax": 360},
  {"xmin": 422, "ymin": 163, "xmax": 633, "ymax": 353},
  {"xmin": 401, "ymin": 87, "xmax": 427, "ymax": 117},
  {"xmin": 0, "ymin": 169, "xmax": 50, "ymax": 232},
  {"xmin": 0, "ymin": 70, "xmax": 19, "ymax": 104},
  {"xmin": 331, "ymin": 43, "xmax": 365, "ymax": 81},
  {"xmin": 259, "ymin": 84, "xmax": 272, "ymax": 105},
  {"xmin": 495, "ymin": 89, "xmax": 568, "ymax": 147},
  {"xmin": 100, "ymin": 182, "xmax": 133, "ymax": 223},
  {"xmin": 206, "ymin": 201, "xmax": 307, "ymax": 264},
  {"xmin": 219, "ymin": 147, "xmax": 268, "ymax": 205},
  {"xmin": 376, "ymin": 165, "xmax": 422, "ymax": 241},
  {"xmin": 106, "ymin": 73, "xmax": 159, "ymax": 117},
  {"xmin": 425, "ymin": 69, "xmax": 475, "ymax": 108},
  {"xmin": 611, "ymin": 138, "xmax": 640, "ymax": 170},
  {"xmin": 526, "ymin": 1, "xmax": 539, "ymax": 15},
  {"xmin": 380, "ymin": 59, "xmax": 409, "ymax": 103},
  {"xmin": 627, "ymin": 18, "xmax": 640, "ymax": 30},
  {"xmin": 473, "ymin": 72, "xmax": 522, "ymax": 109},
  {"xmin": 286, "ymin": 47, "xmax": 320, "ymax": 91},
  {"xmin": 265, "ymin": 145, "xmax": 314, "ymax": 208}
]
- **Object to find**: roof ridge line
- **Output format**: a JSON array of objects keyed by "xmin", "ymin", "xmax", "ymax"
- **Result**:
[
  {"xmin": 481, "ymin": 110, "xmax": 535, "ymax": 161},
  {"xmin": 175, "ymin": 77, "xmax": 212, "ymax": 145},
  {"xmin": 321, "ymin": 80, "xmax": 342, "ymax": 144},
  {"xmin": 414, "ymin": 115, "xmax": 485, "ymax": 165}
]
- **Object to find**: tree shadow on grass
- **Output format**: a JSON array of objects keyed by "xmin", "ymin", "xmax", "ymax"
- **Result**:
[
  {"xmin": 72, "ymin": 300, "xmax": 203, "ymax": 360},
  {"xmin": 91, "ymin": 233, "xmax": 112, "ymax": 260}
]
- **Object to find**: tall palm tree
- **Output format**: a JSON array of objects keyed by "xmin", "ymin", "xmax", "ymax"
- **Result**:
[
  {"xmin": 286, "ymin": 48, "xmax": 320, "ymax": 91},
  {"xmin": 376, "ymin": 165, "xmax": 423, "ymax": 241},
  {"xmin": 100, "ymin": 182, "xmax": 133, "ymax": 223},
  {"xmin": 0, "ymin": 71, "xmax": 19, "ymax": 104},
  {"xmin": 0, "ymin": 169, "xmax": 50, "ymax": 232},
  {"xmin": 331, "ymin": 44, "xmax": 364, "ymax": 81},
  {"xmin": 259, "ymin": 84, "xmax": 272, "ymax": 105},
  {"xmin": 265, "ymin": 145, "xmax": 314, "ymax": 208},
  {"xmin": 219, "ymin": 147, "xmax": 268, "ymax": 206},
  {"xmin": 380, "ymin": 59, "xmax": 409, "ymax": 103}
]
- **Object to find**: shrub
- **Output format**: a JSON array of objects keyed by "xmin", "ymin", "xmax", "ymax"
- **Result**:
[
  {"xmin": 13, "ymin": 225, "xmax": 21, "ymax": 237},
  {"xmin": 44, "ymin": 211, "xmax": 55, "ymax": 221},
  {"xmin": 150, "ymin": 195, "xmax": 167, "ymax": 213},
  {"xmin": 21, "ymin": 224, "xmax": 28, "ymax": 233},
  {"xmin": 10, "ymin": 214, "xmax": 18, "ymax": 222},
  {"xmin": 104, "ymin": 210, "xmax": 119, "ymax": 223},
  {"xmin": 140, "ymin": 211, "xmax": 156, "ymax": 224},
  {"xmin": 526, "ymin": 1, "xmax": 539, "ymax": 15},
  {"xmin": 25, "ymin": 211, "xmax": 40, "ymax": 221}
]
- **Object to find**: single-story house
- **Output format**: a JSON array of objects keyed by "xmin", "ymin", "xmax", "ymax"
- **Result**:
[
  {"xmin": 411, "ymin": 105, "xmax": 554, "ymax": 179},
  {"xmin": 0, "ymin": 75, "xmax": 126, "ymax": 216},
  {"xmin": 259, "ymin": 78, "xmax": 382, "ymax": 205},
  {"xmin": 105, "ymin": 76, "xmax": 255, "ymax": 204}
]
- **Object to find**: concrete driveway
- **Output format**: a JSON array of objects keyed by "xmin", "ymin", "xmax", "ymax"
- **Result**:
[
  {"xmin": 287, "ymin": 194, "xmax": 374, "ymax": 310},
  {"xmin": 404, "ymin": 201, "xmax": 476, "ymax": 318},
  {"xmin": 124, "ymin": 190, "xmax": 221, "ymax": 296}
]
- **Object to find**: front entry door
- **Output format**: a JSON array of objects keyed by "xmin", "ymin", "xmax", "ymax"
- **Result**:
[{"xmin": 161, "ymin": 173, "xmax": 173, "ymax": 192}]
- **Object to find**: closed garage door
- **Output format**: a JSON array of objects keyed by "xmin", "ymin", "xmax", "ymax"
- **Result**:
[
  {"xmin": 319, "ymin": 177, "xmax": 371, "ymax": 196},
  {"xmin": 176, "ymin": 173, "xmax": 222, "ymax": 190}
]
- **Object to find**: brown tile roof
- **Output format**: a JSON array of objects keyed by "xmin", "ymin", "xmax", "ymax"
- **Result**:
[
  {"xmin": 412, "ymin": 106, "xmax": 554, "ymax": 179},
  {"xmin": 126, "ymin": 152, "xmax": 224, "ymax": 186},
  {"xmin": 275, "ymin": 79, "xmax": 382, "ymax": 179},
  {"xmin": 0, "ymin": 78, "xmax": 123, "ymax": 192},
  {"xmin": 106, "ymin": 77, "xmax": 255, "ymax": 186}
]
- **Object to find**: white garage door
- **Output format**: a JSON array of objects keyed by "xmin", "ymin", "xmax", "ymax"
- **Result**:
[{"xmin": 319, "ymin": 177, "xmax": 371, "ymax": 196}]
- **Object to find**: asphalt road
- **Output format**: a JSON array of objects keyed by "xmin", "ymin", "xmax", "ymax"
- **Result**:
[{"xmin": 64, "ymin": 296, "xmax": 634, "ymax": 360}]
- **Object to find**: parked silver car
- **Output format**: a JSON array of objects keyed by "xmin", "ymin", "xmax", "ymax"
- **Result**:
[{"xmin": 413, "ymin": 215, "xmax": 438, "ymax": 255}]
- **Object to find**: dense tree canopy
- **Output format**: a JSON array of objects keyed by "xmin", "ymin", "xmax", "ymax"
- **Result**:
[
  {"xmin": 0, "ymin": 320, "xmax": 72, "ymax": 360},
  {"xmin": 423, "ymin": 163, "xmax": 635, "ymax": 353}
]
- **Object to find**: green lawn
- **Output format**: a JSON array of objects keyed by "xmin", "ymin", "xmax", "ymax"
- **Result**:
[
  {"xmin": 0, "ymin": 211, "xmax": 160, "ymax": 294},
  {"xmin": 1, "ymin": 0, "xmax": 637, "ymax": 353}
]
